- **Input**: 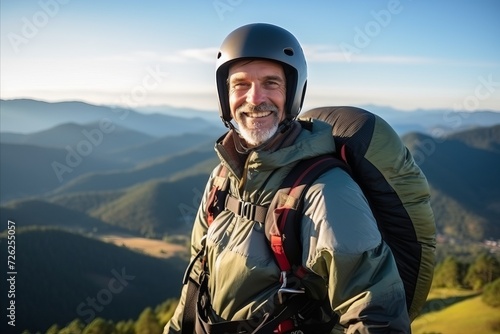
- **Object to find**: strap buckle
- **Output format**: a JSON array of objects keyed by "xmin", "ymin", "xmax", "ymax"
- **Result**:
[
  {"xmin": 278, "ymin": 271, "xmax": 305, "ymax": 304},
  {"xmin": 238, "ymin": 200, "xmax": 256, "ymax": 221}
]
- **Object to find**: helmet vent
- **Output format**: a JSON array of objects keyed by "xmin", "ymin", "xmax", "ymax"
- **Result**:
[
  {"xmin": 283, "ymin": 47, "xmax": 294, "ymax": 56},
  {"xmin": 217, "ymin": 51, "xmax": 222, "ymax": 59}
]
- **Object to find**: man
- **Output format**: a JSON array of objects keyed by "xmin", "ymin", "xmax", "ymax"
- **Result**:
[{"xmin": 164, "ymin": 23, "xmax": 410, "ymax": 333}]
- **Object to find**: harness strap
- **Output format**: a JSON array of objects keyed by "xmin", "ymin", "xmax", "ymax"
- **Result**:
[
  {"xmin": 267, "ymin": 155, "xmax": 348, "ymax": 333},
  {"xmin": 226, "ymin": 195, "xmax": 268, "ymax": 224},
  {"xmin": 196, "ymin": 291, "xmax": 335, "ymax": 334},
  {"xmin": 196, "ymin": 272, "xmax": 310, "ymax": 334},
  {"xmin": 269, "ymin": 155, "xmax": 349, "ymax": 274},
  {"xmin": 207, "ymin": 165, "xmax": 229, "ymax": 225},
  {"xmin": 181, "ymin": 277, "xmax": 200, "ymax": 334}
]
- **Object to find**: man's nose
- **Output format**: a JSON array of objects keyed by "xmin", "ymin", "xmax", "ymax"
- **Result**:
[{"xmin": 246, "ymin": 83, "xmax": 266, "ymax": 106}]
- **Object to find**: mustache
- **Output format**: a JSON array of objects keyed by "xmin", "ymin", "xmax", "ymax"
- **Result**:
[{"xmin": 236, "ymin": 102, "xmax": 279, "ymax": 114}]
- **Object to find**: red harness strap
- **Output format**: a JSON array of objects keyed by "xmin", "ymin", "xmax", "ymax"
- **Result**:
[
  {"xmin": 270, "ymin": 156, "xmax": 344, "ymax": 273},
  {"xmin": 269, "ymin": 155, "xmax": 347, "ymax": 334},
  {"xmin": 206, "ymin": 165, "xmax": 229, "ymax": 225}
]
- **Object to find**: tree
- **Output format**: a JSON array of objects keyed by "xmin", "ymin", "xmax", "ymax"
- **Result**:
[
  {"xmin": 59, "ymin": 319, "xmax": 85, "ymax": 334},
  {"xmin": 432, "ymin": 256, "xmax": 463, "ymax": 289},
  {"xmin": 82, "ymin": 318, "xmax": 116, "ymax": 334},
  {"xmin": 135, "ymin": 307, "xmax": 162, "ymax": 334},
  {"xmin": 115, "ymin": 319, "xmax": 135, "ymax": 334},
  {"xmin": 155, "ymin": 298, "xmax": 179, "ymax": 326},
  {"xmin": 45, "ymin": 324, "xmax": 60, "ymax": 334},
  {"xmin": 482, "ymin": 278, "xmax": 500, "ymax": 308},
  {"xmin": 464, "ymin": 252, "xmax": 500, "ymax": 290}
]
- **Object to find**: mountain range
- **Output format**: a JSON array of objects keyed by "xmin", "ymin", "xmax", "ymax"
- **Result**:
[
  {"xmin": 359, "ymin": 104, "xmax": 500, "ymax": 135},
  {"xmin": 2, "ymin": 98, "xmax": 499, "ymax": 240},
  {"xmin": 3, "ymin": 98, "xmax": 500, "ymax": 136},
  {"xmin": 1, "ymin": 98, "xmax": 499, "ymax": 332},
  {"xmin": 0, "ymin": 98, "xmax": 224, "ymax": 135},
  {"xmin": 403, "ymin": 125, "xmax": 500, "ymax": 240}
]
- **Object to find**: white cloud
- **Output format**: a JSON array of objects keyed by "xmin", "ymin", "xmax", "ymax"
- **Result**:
[
  {"xmin": 84, "ymin": 47, "xmax": 219, "ymax": 65},
  {"xmin": 178, "ymin": 47, "xmax": 219, "ymax": 63},
  {"xmin": 303, "ymin": 44, "xmax": 435, "ymax": 64}
]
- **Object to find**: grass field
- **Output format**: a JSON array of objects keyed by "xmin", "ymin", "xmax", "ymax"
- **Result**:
[
  {"xmin": 412, "ymin": 289, "xmax": 500, "ymax": 334},
  {"xmin": 100, "ymin": 235, "xmax": 188, "ymax": 259}
]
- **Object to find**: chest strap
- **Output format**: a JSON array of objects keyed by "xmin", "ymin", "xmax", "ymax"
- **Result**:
[{"xmin": 225, "ymin": 195, "xmax": 268, "ymax": 224}]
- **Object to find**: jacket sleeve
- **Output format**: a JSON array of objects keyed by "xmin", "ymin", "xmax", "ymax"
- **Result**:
[
  {"xmin": 163, "ymin": 166, "xmax": 220, "ymax": 334},
  {"xmin": 302, "ymin": 168, "xmax": 411, "ymax": 333}
]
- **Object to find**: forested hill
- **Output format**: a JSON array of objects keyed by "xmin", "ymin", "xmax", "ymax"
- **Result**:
[
  {"xmin": 403, "ymin": 124, "xmax": 500, "ymax": 240},
  {"xmin": 0, "ymin": 228, "xmax": 185, "ymax": 333}
]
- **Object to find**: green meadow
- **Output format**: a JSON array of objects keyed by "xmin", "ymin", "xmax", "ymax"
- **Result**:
[{"xmin": 412, "ymin": 289, "xmax": 500, "ymax": 334}]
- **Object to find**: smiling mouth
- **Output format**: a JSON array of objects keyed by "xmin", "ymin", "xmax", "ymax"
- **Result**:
[{"xmin": 243, "ymin": 111, "xmax": 272, "ymax": 118}]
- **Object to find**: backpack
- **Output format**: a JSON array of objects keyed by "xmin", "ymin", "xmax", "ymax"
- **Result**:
[
  {"xmin": 299, "ymin": 106, "xmax": 436, "ymax": 321},
  {"xmin": 182, "ymin": 106, "xmax": 436, "ymax": 333}
]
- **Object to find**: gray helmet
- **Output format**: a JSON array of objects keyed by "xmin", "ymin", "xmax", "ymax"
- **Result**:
[{"xmin": 216, "ymin": 23, "xmax": 308, "ymax": 127}]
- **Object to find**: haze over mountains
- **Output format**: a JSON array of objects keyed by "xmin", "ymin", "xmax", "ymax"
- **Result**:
[
  {"xmin": 1, "ymin": 98, "xmax": 499, "ymax": 332},
  {"xmin": 2, "ymin": 98, "xmax": 498, "ymax": 136},
  {"xmin": 2, "ymin": 98, "xmax": 499, "ymax": 238},
  {"xmin": 0, "ymin": 99, "xmax": 224, "ymax": 135}
]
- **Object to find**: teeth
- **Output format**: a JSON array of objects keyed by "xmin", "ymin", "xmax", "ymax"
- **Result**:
[{"xmin": 244, "ymin": 111, "xmax": 272, "ymax": 118}]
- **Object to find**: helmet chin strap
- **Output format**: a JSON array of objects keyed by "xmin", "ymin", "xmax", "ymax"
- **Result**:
[{"xmin": 223, "ymin": 117, "xmax": 235, "ymax": 130}]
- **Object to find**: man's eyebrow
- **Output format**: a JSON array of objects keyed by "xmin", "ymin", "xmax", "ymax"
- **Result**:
[
  {"xmin": 263, "ymin": 75, "xmax": 284, "ymax": 82},
  {"xmin": 227, "ymin": 74, "xmax": 285, "ymax": 85},
  {"xmin": 228, "ymin": 76, "xmax": 246, "ymax": 84}
]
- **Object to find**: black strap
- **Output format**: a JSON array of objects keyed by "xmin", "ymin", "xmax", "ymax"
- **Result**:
[
  {"xmin": 248, "ymin": 295, "xmax": 308, "ymax": 334},
  {"xmin": 182, "ymin": 277, "xmax": 200, "ymax": 334},
  {"xmin": 181, "ymin": 237, "xmax": 207, "ymax": 333},
  {"xmin": 196, "ymin": 292, "xmax": 309, "ymax": 334},
  {"xmin": 226, "ymin": 195, "xmax": 268, "ymax": 224}
]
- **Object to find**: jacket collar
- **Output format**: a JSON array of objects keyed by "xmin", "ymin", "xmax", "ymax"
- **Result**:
[{"xmin": 215, "ymin": 119, "xmax": 335, "ymax": 178}]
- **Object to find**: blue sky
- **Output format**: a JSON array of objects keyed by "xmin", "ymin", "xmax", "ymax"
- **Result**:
[{"xmin": 1, "ymin": 0, "xmax": 499, "ymax": 113}]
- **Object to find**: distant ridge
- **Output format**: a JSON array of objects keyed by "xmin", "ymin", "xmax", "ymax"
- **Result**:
[
  {"xmin": 446, "ymin": 124, "xmax": 500, "ymax": 153},
  {"xmin": 49, "ymin": 143, "xmax": 215, "ymax": 195},
  {"xmin": 0, "ymin": 121, "xmax": 156, "ymax": 151},
  {"xmin": 1, "ymin": 199, "xmax": 115, "ymax": 234},
  {"xmin": 403, "ymin": 126, "xmax": 500, "ymax": 240},
  {"xmin": 0, "ymin": 143, "xmax": 126, "ymax": 203},
  {"xmin": 47, "ymin": 172, "xmax": 214, "ymax": 237},
  {"xmin": 2, "ymin": 99, "xmax": 500, "ymax": 137},
  {"xmin": 0, "ymin": 98, "xmax": 219, "ymax": 136}
]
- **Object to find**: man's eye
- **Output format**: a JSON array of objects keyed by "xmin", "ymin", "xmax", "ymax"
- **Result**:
[
  {"xmin": 265, "ymin": 81, "xmax": 280, "ymax": 88},
  {"xmin": 233, "ymin": 82, "xmax": 249, "ymax": 89}
]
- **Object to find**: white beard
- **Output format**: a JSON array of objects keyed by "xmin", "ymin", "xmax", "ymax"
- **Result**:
[
  {"xmin": 234, "ymin": 102, "xmax": 280, "ymax": 147},
  {"xmin": 238, "ymin": 121, "xmax": 279, "ymax": 147}
]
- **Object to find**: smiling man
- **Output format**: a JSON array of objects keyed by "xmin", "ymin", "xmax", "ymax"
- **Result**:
[
  {"xmin": 228, "ymin": 60, "xmax": 286, "ymax": 147},
  {"xmin": 164, "ymin": 23, "xmax": 410, "ymax": 334}
]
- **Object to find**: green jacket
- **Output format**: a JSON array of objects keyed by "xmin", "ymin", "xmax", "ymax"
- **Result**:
[{"xmin": 164, "ymin": 120, "xmax": 410, "ymax": 333}]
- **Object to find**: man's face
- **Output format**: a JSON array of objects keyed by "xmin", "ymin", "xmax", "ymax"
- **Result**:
[{"xmin": 228, "ymin": 59, "xmax": 286, "ymax": 147}]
